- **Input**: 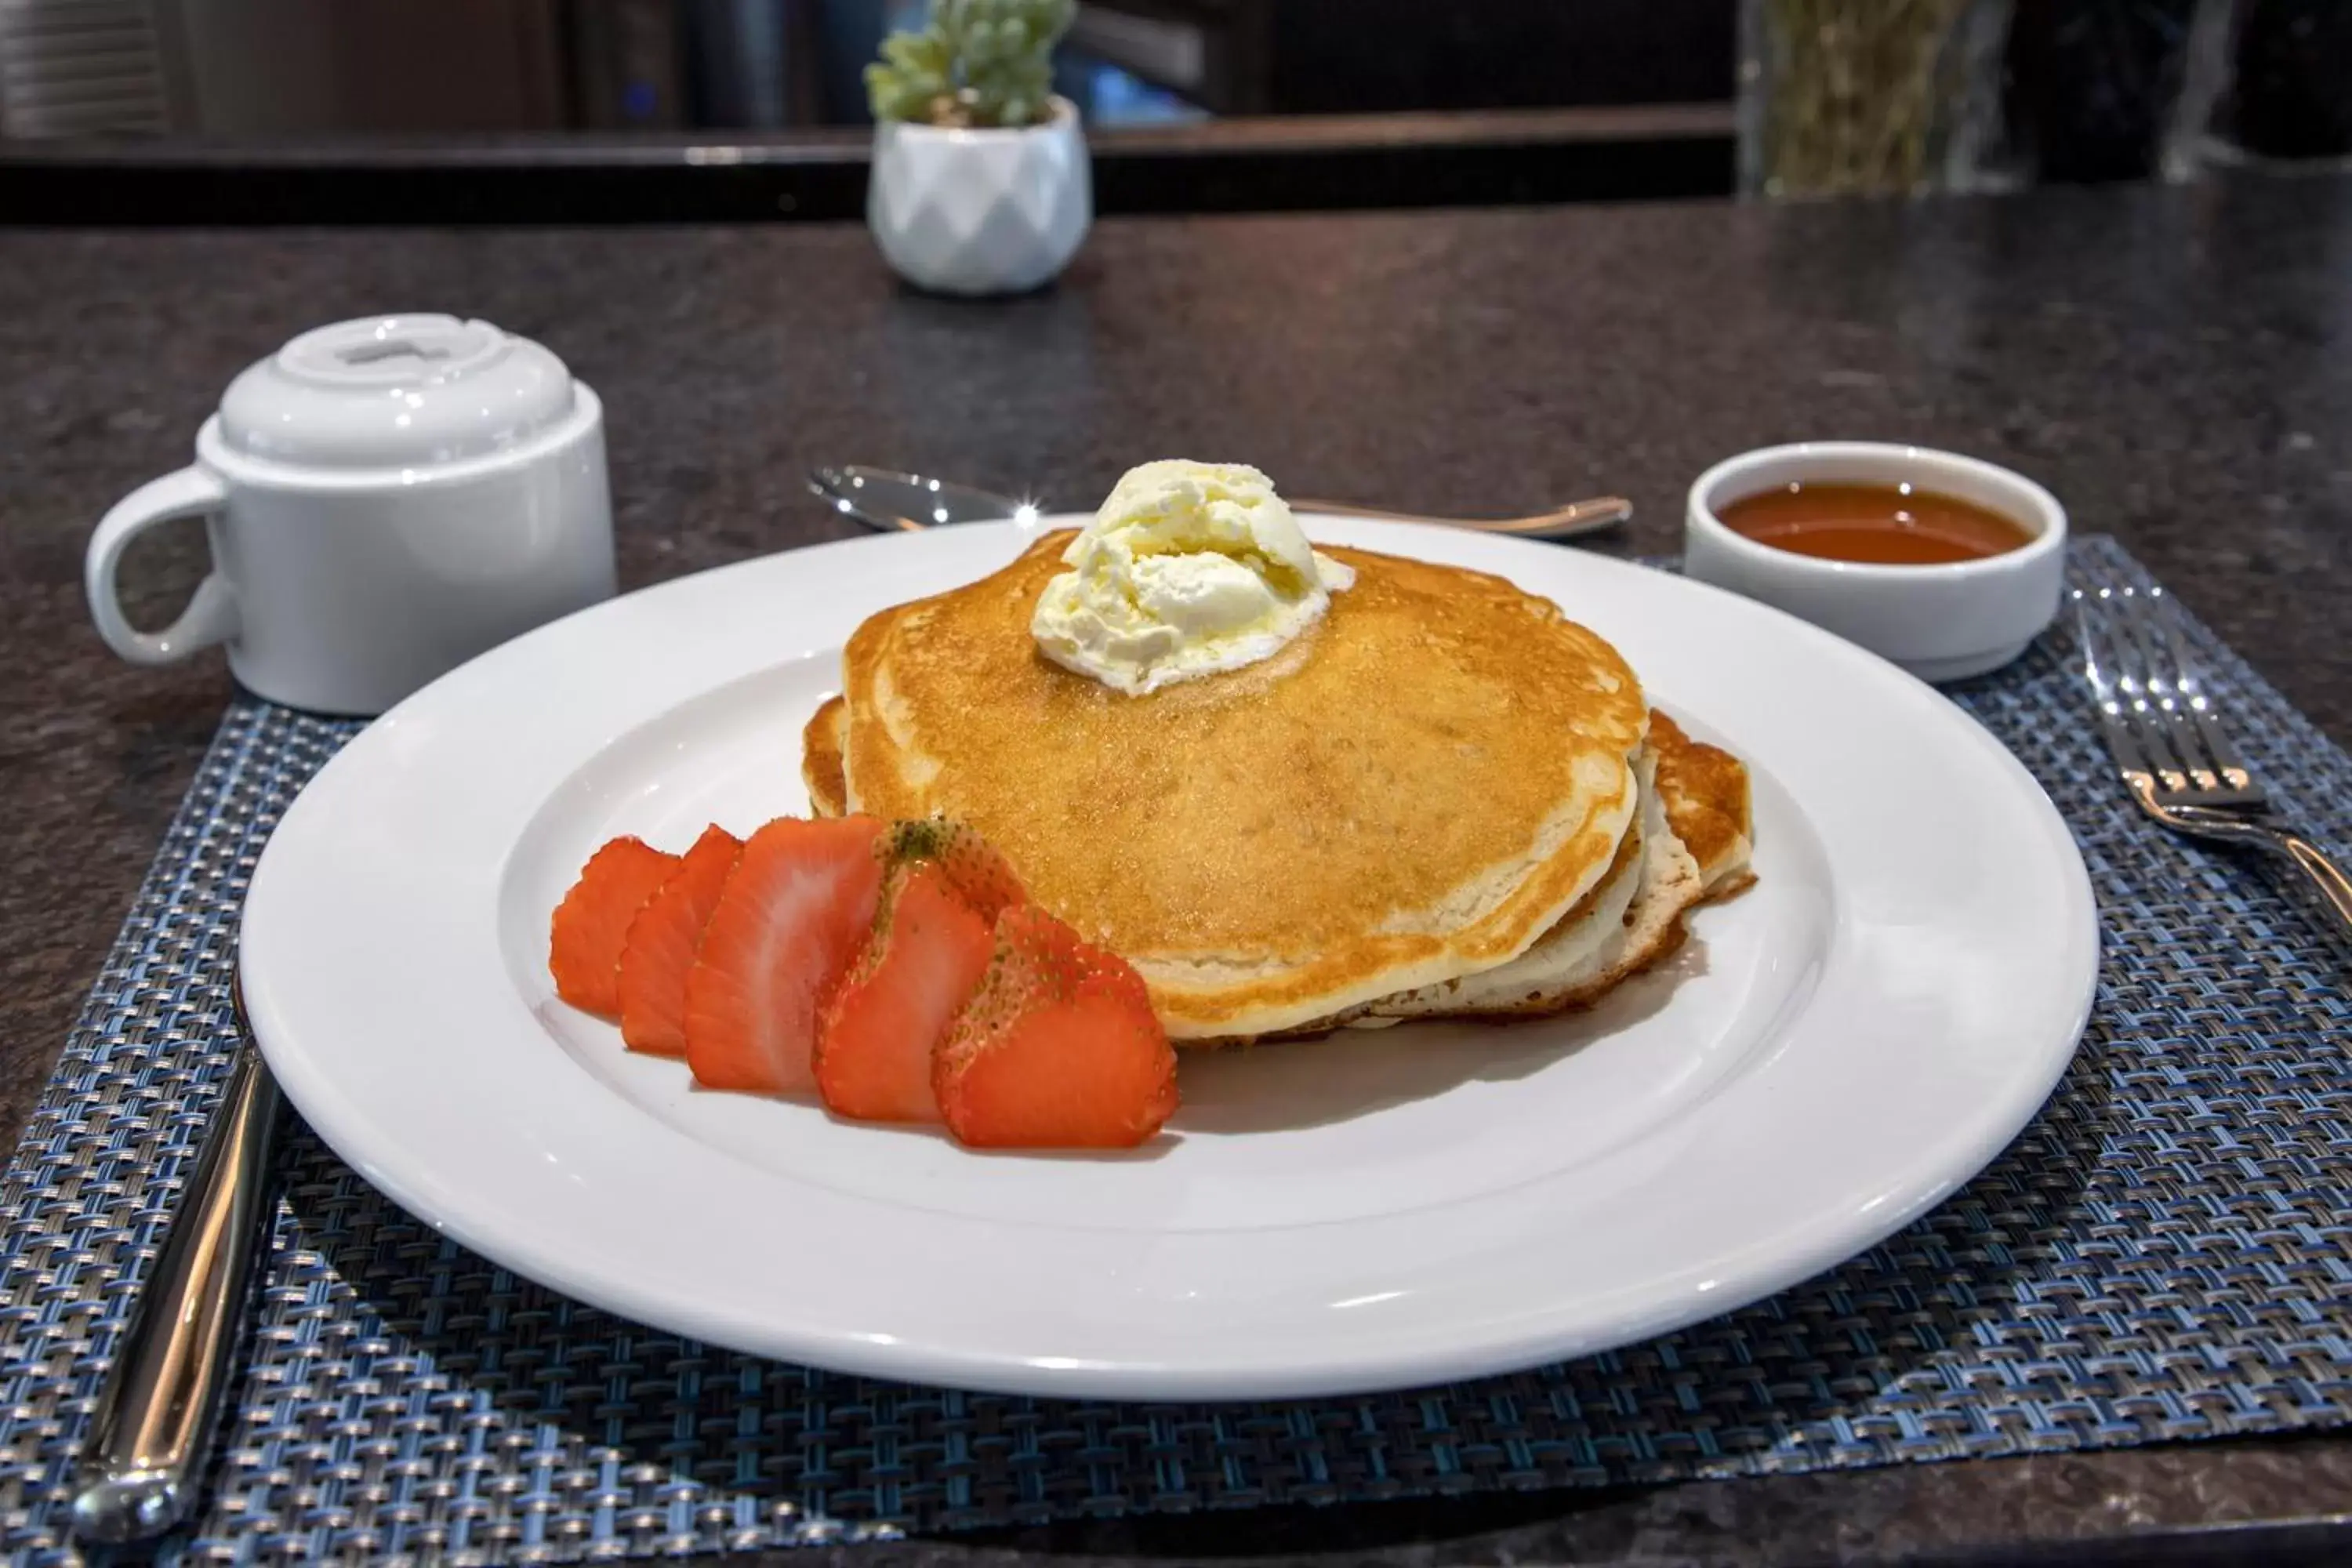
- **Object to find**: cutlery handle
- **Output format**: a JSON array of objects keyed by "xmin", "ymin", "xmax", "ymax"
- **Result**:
[
  {"xmin": 1293, "ymin": 496, "xmax": 1632, "ymax": 542},
  {"xmin": 2278, "ymin": 831, "xmax": 2352, "ymax": 950},
  {"xmin": 71, "ymin": 1043, "xmax": 284, "ymax": 1544}
]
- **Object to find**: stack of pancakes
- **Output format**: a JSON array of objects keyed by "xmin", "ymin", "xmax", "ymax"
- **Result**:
[{"xmin": 804, "ymin": 533, "xmax": 1752, "ymax": 1044}]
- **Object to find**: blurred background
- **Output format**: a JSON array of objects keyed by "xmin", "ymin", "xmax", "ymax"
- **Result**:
[
  {"xmin": 0, "ymin": 0, "xmax": 1730, "ymax": 136},
  {"xmin": 0, "ymin": 1, "xmax": 2345, "ymax": 215}
]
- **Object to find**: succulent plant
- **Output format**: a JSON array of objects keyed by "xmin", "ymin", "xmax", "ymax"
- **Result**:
[{"xmin": 866, "ymin": 0, "xmax": 1076, "ymax": 129}]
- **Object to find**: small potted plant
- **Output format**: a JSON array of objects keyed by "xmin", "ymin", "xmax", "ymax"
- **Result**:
[{"xmin": 866, "ymin": 0, "xmax": 1088, "ymax": 296}]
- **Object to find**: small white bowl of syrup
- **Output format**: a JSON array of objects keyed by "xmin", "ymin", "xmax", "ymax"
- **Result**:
[{"xmin": 1684, "ymin": 441, "xmax": 2067, "ymax": 682}]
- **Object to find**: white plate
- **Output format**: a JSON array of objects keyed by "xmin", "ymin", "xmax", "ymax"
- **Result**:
[{"xmin": 241, "ymin": 517, "xmax": 2097, "ymax": 1400}]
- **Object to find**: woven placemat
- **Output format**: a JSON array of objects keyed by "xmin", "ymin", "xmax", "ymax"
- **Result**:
[{"xmin": 3, "ymin": 537, "xmax": 2348, "ymax": 1566}]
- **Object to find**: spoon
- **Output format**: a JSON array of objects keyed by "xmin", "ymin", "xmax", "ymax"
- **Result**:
[{"xmin": 809, "ymin": 466, "xmax": 1632, "ymax": 541}]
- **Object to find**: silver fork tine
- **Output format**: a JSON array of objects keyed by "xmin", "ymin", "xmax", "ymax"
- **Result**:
[
  {"xmin": 2149, "ymin": 586, "xmax": 2257, "ymax": 795},
  {"xmin": 2109, "ymin": 585, "xmax": 2217, "ymax": 792},
  {"xmin": 2073, "ymin": 586, "xmax": 2161, "ymax": 785},
  {"xmin": 2090, "ymin": 586, "xmax": 2191, "ymax": 793}
]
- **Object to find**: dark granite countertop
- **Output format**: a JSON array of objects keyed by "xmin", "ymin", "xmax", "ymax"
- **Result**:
[{"xmin": 3, "ymin": 174, "xmax": 2348, "ymax": 1564}]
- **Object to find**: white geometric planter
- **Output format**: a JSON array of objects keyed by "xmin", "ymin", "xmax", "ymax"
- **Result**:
[{"xmin": 867, "ymin": 96, "xmax": 1091, "ymax": 296}]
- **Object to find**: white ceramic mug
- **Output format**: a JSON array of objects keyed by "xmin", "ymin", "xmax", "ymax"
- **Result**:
[{"xmin": 86, "ymin": 314, "xmax": 615, "ymax": 716}]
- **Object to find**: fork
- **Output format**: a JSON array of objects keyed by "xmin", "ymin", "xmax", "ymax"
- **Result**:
[{"xmin": 2074, "ymin": 578, "xmax": 2352, "ymax": 947}]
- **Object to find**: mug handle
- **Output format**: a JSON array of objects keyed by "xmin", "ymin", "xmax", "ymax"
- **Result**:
[{"xmin": 85, "ymin": 466, "xmax": 241, "ymax": 666}]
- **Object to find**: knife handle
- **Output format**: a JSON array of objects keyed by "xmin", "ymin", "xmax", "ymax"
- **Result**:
[
  {"xmin": 70, "ymin": 1040, "xmax": 283, "ymax": 1544},
  {"xmin": 1291, "ymin": 495, "xmax": 1633, "ymax": 541},
  {"xmin": 2279, "ymin": 831, "xmax": 2352, "ymax": 953}
]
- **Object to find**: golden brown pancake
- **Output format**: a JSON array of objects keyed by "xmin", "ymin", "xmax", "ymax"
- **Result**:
[
  {"xmin": 804, "ymin": 698, "xmax": 849, "ymax": 819},
  {"xmin": 1650, "ymin": 711, "xmax": 1755, "ymax": 901},
  {"xmin": 811, "ymin": 532, "xmax": 1650, "ymax": 1039},
  {"xmin": 806, "ymin": 675, "xmax": 1759, "ymax": 1041},
  {"xmin": 1252, "ymin": 720, "xmax": 1751, "ymax": 1033}
]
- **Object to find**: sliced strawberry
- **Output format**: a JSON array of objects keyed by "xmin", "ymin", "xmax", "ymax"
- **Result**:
[
  {"xmin": 878, "ymin": 817, "xmax": 1026, "ymax": 920},
  {"xmin": 935, "ymin": 903, "xmax": 1178, "ymax": 1149},
  {"xmin": 683, "ymin": 815, "xmax": 885, "ymax": 1094},
  {"xmin": 811, "ymin": 818, "xmax": 1027, "ymax": 1123},
  {"xmin": 617, "ymin": 824, "xmax": 742, "ymax": 1057},
  {"xmin": 550, "ymin": 836, "xmax": 680, "ymax": 1016},
  {"xmin": 814, "ymin": 862, "xmax": 994, "ymax": 1122}
]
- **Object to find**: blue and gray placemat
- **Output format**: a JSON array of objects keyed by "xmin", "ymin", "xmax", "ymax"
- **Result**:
[{"xmin": 2, "ymin": 537, "xmax": 2347, "ymax": 1565}]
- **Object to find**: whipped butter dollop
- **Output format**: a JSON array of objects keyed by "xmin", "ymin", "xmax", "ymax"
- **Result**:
[{"xmin": 1030, "ymin": 460, "xmax": 1356, "ymax": 695}]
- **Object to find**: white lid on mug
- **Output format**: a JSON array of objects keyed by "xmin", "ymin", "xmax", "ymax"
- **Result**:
[{"xmin": 215, "ymin": 314, "xmax": 580, "ymax": 471}]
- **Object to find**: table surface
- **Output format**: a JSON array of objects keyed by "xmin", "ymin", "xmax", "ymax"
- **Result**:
[{"xmin": 3, "ymin": 172, "xmax": 2348, "ymax": 1566}]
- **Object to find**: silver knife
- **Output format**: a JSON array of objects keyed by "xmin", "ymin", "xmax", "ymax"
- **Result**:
[{"xmin": 70, "ymin": 984, "xmax": 283, "ymax": 1544}]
